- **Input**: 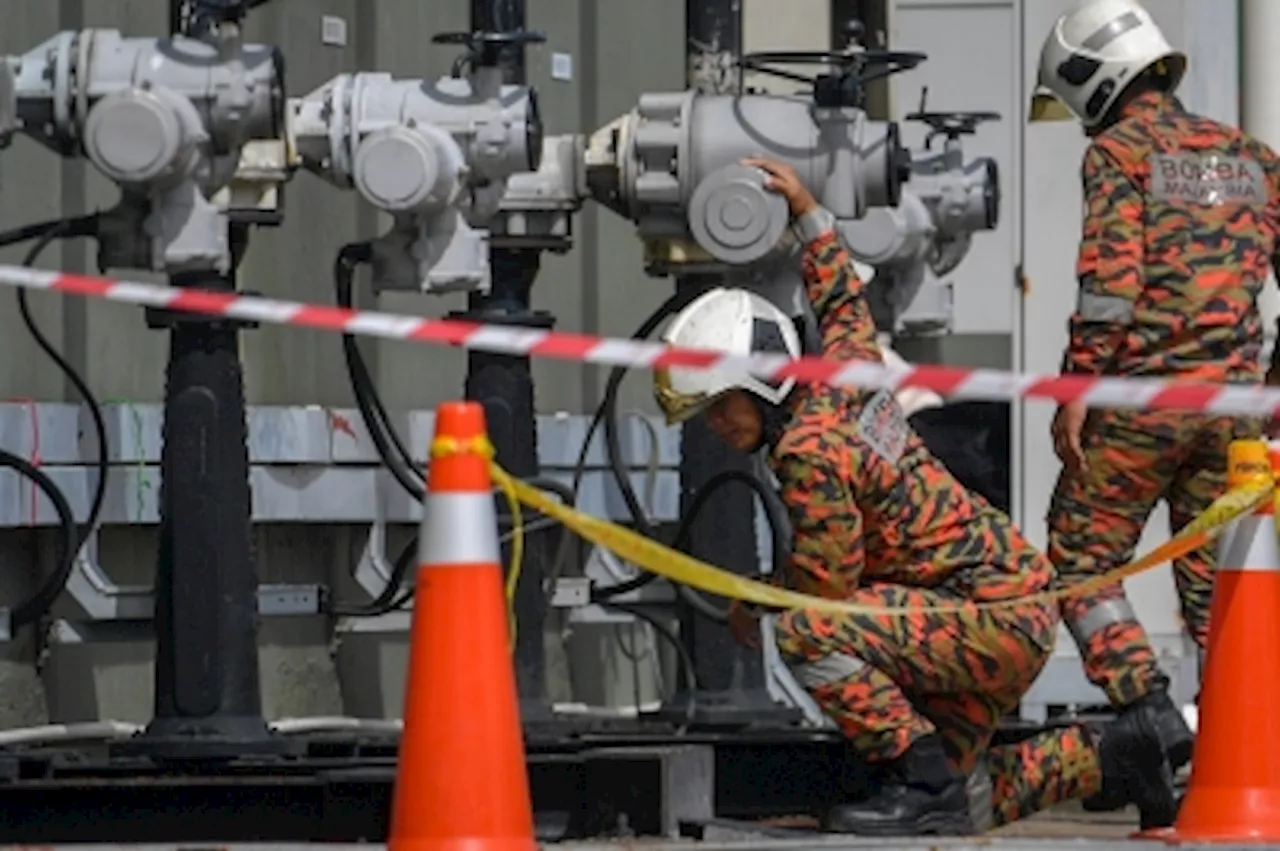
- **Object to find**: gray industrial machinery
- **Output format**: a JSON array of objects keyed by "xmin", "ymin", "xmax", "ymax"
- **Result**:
[
  {"xmin": 0, "ymin": 0, "xmax": 300, "ymax": 763},
  {"xmin": 851, "ymin": 92, "xmax": 1002, "ymax": 337},
  {"xmin": 483, "ymin": 29, "xmax": 1007, "ymax": 674},
  {"xmin": 288, "ymin": 30, "xmax": 546, "ymax": 294},
  {"xmin": 568, "ymin": 42, "xmax": 1005, "ymax": 339},
  {"xmin": 490, "ymin": 132, "xmax": 585, "ymax": 254},
  {"xmin": 5, "ymin": 24, "xmax": 286, "ymax": 274},
  {"xmin": 584, "ymin": 90, "xmax": 908, "ymax": 262},
  {"xmin": 582, "ymin": 65, "xmax": 914, "ymax": 320}
]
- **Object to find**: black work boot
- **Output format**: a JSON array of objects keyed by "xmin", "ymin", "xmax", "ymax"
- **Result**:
[
  {"xmin": 822, "ymin": 734, "xmax": 975, "ymax": 836},
  {"xmin": 1142, "ymin": 689, "xmax": 1196, "ymax": 770},
  {"xmin": 1083, "ymin": 688, "xmax": 1194, "ymax": 813},
  {"xmin": 1095, "ymin": 704, "xmax": 1179, "ymax": 830}
]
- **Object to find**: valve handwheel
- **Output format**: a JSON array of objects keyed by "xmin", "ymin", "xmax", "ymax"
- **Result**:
[
  {"xmin": 738, "ymin": 48, "xmax": 928, "ymax": 88},
  {"xmin": 177, "ymin": 0, "xmax": 272, "ymax": 32},
  {"xmin": 430, "ymin": 30, "xmax": 549, "ymax": 47},
  {"xmin": 432, "ymin": 28, "xmax": 549, "ymax": 67},
  {"xmin": 905, "ymin": 110, "xmax": 1003, "ymax": 137},
  {"xmin": 432, "ymin": 29, "xmax": 548, "ymax": 171}
]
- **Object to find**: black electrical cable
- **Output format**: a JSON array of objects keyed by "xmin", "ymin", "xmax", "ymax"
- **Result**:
[
  {"xmin": 331, "ymin": 242, "xmax": 573, "ymax": 616},
  {"xmin": 0, "ymin": 213, "xmax": 108, "ymax": 629},
  {"xmin": 591, "ymin": 468, "xmax": 790, "ymax": 611},
  {"xmin": 334, "ymin": 243, "xmax": 426, "ymax": 501},
  {"xmin": 330, "ymin": 476, "xmax": 575, "ymax": 618},
  {"xmin": 0, "ymin": 450, "xmax": 76, "ymax": 627},
  {"xmin": 328, "ymin": 533, "xmax": 418, "ymax": 619},
  {"xmin": 547, "ymin": 292, "xmax": 699, "ymax": 597},
  {"xmin": 597, "ymin": 599, "xmax": 698, "ymax": 725},
  {"xmin": 567, "ymin": 293, "xmax": 791, "ymax": 624},
  {"xmin": 335, "ymin": 246, "xmax": 782, "ymax": 629},
  {"xmin": 0, "ymin": 219, "xmax": 79, "ymax": 249}
]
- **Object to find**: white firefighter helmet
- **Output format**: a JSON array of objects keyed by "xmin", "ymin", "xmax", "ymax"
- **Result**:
[
  {"xmin": 653, "ymin": 287, "xmax": 802, "ymax": 424},
  {"xmin": 1030, "ymin": 0, "xmax": 1185, "ymax": 129}
]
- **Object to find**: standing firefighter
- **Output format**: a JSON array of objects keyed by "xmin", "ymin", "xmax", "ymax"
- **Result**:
[
  {"xmin": 652, "ymin": 157, "xmax": 1180, "ymax": 835},
  {"xmin": 1031, "ymin": 0, "xmax": 1280, "ymax": 812}
]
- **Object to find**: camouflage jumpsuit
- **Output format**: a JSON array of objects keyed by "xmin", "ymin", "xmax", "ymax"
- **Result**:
[
  {"xmin": 1047, "ymin": 90, "xmax": 1280, "ymax": 707},
  {"xmin": 771, "ymin": 219, "xmax": 1105, "ymax": 826}
]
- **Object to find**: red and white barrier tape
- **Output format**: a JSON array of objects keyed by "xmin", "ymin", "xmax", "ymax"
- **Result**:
[{"xmin": 4, "ymin": 263, "xmax": 1280, "ymax": 417}]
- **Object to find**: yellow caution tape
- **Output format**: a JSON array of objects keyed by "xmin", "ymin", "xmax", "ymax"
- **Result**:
[
  {"xmin": 430, "ymin": 435, "xmax": 524, "ymax": 648},
  {"xmin": 489, "ymin": 462, "xmax": 1274, "ymax": 616}
]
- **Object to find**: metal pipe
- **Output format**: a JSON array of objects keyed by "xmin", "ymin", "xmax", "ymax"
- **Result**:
[
  {"xmin": 454, "ymin": 0, "xmax": 555, "ymax": 721},
  {"xmin": 116, "ymin": 246, "xmax": 288, "ymax": 762},
  {"xmin": 661, "ymin": 0, "xmax": 798, "ymax": 727},
  {"xmin": 113, "ymin": 7, "xmax": 286, "ymax": 761}
]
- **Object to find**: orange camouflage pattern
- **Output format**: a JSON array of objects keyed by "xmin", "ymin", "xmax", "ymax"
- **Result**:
[
  {"xmin": 1050, "ymin": 90, "xmax": 1276, "ymax": 704},
  {"xmin": 1063, "ymin": 90, "xmax": 1280, "ymax": 380},
  {"xmin": 774, "ymin": 584, "xmax": 1103, "ymax": 825},
  {"xmin": 774, "ymin": 230, "xmax": 1052, "ymax": 602},
  {"xmin": 770, "ymin": 226, "xmax": 1104, "ymax": 823},
  {"xmin": 1048, "ymin": 408, "xmax": 1261, "ymax": 704}
]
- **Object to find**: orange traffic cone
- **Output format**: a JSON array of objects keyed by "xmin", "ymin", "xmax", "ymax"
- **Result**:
[
  {"xmin": 1156, "ymin": 438, "xmax": 1280, "ymax": 843},
  {"xmin": 387, "ymin": 401, "xmax": 536, "ymax": 851}
]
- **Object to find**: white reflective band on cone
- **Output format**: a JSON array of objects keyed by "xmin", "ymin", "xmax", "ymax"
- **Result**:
[
  {"xmin": 418, "ymin": 492, "xmax": 500, "ymax": 566},
  {"xmin": 1215, "ymin": 515, "xmax": 1280, "ymax": 573}
]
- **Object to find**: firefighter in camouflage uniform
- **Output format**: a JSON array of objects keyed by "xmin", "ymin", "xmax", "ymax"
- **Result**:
[
  {"xmin": 651, "ymin": 156, "xmax": 1179, "ymax": 836},
  {"xmin": 1031, "ymin": 0, "xmax": 1280, "ymax": 813}
]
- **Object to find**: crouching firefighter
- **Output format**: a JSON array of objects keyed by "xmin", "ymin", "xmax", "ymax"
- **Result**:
[
  {"xmin": 1031, "ymin": 0, "xmax": 1280, "ymax": 812},
  {"xmin": 651, "ymin": 157, "xmax": 1180, "ymax": 836}
]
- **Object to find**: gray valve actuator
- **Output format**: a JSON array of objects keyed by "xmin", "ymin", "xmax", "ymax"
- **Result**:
[
  {"xmin": 587, "ymin": 89, "xmax": 910, "ymax": 281},
  {"xmin": 7, "ymin": 26, "xmax": 284, "ymax": 274},
  {"xmin": 290, "ymin": 64, "xmax": 542, "ymax": 295},
  {"xmin": 846, "ymin": 108, "xmax": 1002, "ymax": 337}
]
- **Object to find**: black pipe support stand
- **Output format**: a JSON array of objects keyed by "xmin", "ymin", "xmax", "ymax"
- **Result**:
[
  {"xmin": 451, "ymin": 238, "xmax": 556, "ymax": 729},
  {"xmin": 458, "ymin": 0, "xmax": 557, "ymax": 729},
  {"xmin": 664, "ymin": 3, "xmax": 802, "ymax": 731},
  {"xmin": 114, "ymin": 248, "xmax": 297, "ymax": 764}
]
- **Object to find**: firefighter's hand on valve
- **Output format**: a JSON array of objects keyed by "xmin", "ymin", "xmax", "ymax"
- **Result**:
[{"xmin": 742, "ymin": 158, "xmax": 817, "ymax": 218}]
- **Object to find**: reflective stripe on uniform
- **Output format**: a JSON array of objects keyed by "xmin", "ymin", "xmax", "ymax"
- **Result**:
[
  {"xmin": 418, "ymin": 492, "xmax": 500, "ymax": 566},
  {"xmin": 1065, "ymin": 597, "xmax": 1139, "ymax": 646},
  {"xmin": 966, "ymin": 756, "xmax": 995, "ymax": 834},
  {"xmin": 1076, "ymin": 291, "xmax": 1134, "ymax": 323},
  {"xmin": 788, "ymin": 652, "xmax": 867, "ymax": 688}
]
